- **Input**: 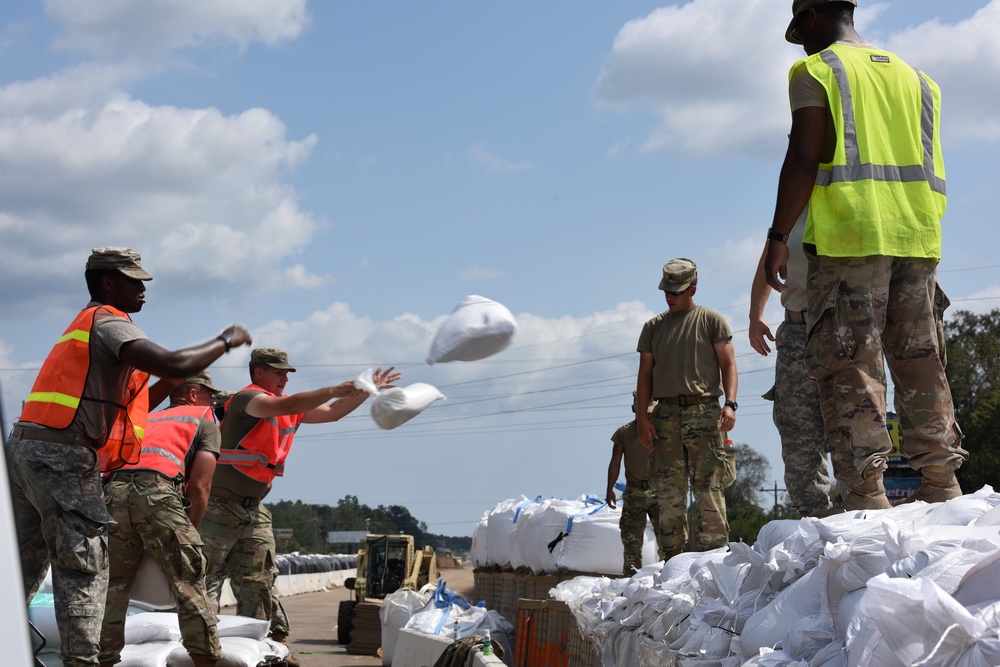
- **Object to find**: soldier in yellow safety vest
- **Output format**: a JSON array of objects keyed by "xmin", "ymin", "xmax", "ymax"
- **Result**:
[{"xmin": 761, "ymin": 0, "xmax": 968, "ymax": 512}]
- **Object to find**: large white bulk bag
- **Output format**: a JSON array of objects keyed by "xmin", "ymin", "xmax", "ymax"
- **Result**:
[
  {"xmin": 515, "ymin": 496, "xmax": 627, "ymax": 575},
  {"xmin": 470, "ymin": 511, "xmax": 490, "ymax": 567},
  {"xmin": 426, "ymin": 295, "xmax": 517, "ymax": 364},
  {"xmin": 485, "ymin": 496, "xmax": 535, "ymax": 568}
]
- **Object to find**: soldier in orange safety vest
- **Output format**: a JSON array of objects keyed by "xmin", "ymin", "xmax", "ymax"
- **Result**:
[
  {"xmin": 199, "ymin": 348, "xmax": 400, "ymax": 661},
  {"xmin": 6, "ymin": 247, "xmax": 252, "ymax": 667},
  {"xmin": 99, "ymin": 371, "xmax": 226, "ymax": 667}
]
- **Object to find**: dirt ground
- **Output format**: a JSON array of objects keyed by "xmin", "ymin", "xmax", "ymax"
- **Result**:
[{"xmin": 222, "ymin": 563, "xmax": 475, "ymax": 667}]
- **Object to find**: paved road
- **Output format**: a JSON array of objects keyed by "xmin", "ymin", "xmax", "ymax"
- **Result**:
[{"xmin": 222, "ymin": 564, "xmax": 475, "ymax": 667}]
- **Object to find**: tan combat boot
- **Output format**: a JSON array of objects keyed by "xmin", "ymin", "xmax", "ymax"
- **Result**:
[
  {"xmin": 894, "ymin": 465, "xmax": 963, "ymax": 505},
  {"xmin": 808, "ymin": 454, "xmax": 891, "ymax": 517}
]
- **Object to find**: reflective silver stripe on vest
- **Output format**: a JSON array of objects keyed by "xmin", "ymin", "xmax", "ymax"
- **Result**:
[
  {"xmin": 815, "ymin": 50, "xmax": 945, "ymax": 195},
  {"xmin": 216, "ymin": 450, "xmax": 286, "ymax": 474},
  {"xmin": 139, "ymin": 447, "xmax": 184, "ymax": 468},
  {"xmin": 147, "ymin": 414, "xmax": 203, "ymax": 425}
]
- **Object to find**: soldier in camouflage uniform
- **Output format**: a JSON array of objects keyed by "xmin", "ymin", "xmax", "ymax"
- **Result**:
[
  {"xmin": 636, "ymin": 259, "xmax": 738, "ymax": 560},
  {"xmin": 750, "ymin": 210, "xmax": 832, "ymax": 515},
  {"xmin": 605, "ymin": 394, "xmax": 662, "ymax": 576},
  {"xmin": 763, "ymin": 0, "xmax": 968, "ymax": 509},
  {"xmin": 99, "ymin": 372, "xmax": 224, "ymax": 667},
  {"xmin": 5, "ymin": 247, "xmax": 250, "ymax": 667},
  {"xmin": 199, "ymin": 349, "xmax": 400, "ymax": 666}
]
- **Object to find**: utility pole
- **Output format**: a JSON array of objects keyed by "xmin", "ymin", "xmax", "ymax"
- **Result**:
[{"xmin": 759, "ymin": 481, "xmax": 787, "ymax": 518}]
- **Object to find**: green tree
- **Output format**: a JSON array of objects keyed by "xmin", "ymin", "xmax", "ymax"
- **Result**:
[
  {"xmin": 944, "ymin": 309, "xmax": 1000, "ymax": 493},
  {"xmin": 724, "ymin": 442, "xmax": 772, "ymax": 544}
]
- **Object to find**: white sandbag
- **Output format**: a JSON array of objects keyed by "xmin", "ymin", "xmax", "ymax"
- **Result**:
[
  {"xmin": 485, "ymin": 496, "xmax": 534, "ymax": 568},
  {"xmin": 851, "ymin": 574, "xmax": 1000, "ymax": 667},
  {"xmin": 380, "ymin": 587, "xmax": 432, "ymax": 666},
  {"xmin": 129, "ymin": 550, "xmax": 176, "ymax": 610},
  {"xmin": 426, "ymin": 295, "xmax": 517, "ymax": 364},
  {"xmin": 117, "ymin": 640, "xmax": 184, "ymax": 667},
  {"xmin": 515, "ymin": 496, "xmax": 625, "ymax": 575},
  {"xmin": 168, "ymin": 636, "xmax": 288, "ymax": 667},
  {"xmin": 216, "ymin": 614, "xmax": 271, "ymax": 640},
  {"xmin": 470, "ymin": 511, "xmax": 490, "ymax": 567},
  {"xmin": 740, "ymin": 567, "xmax": 823, "ymax": 657},
  {"xmin": 370, "ymin": 383, "xmax": 445, "ymax": 430},
  {"xmin": 123, "ymin": 611, "xmax": 182, "ymax": 644}
]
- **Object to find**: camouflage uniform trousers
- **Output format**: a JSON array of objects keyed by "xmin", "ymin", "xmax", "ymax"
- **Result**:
[
  {"xmin": 619, "ymin": 482, "xmax": 660, "ymax": 576},
  {"xmin": 770, "ymin": 320, "xmax": 831, "ymax": 514},
  {"xmin": 200, "ymin": 494, "xmax": 273, "ymax": 622},
  {"xmin": 804, "ymin": 254, "xmax": 968, "ymax": 479},
  {"xmin": 5, "ymin": 437, "xmax": 110, "ymax": 667},
  {"xmin": 226, "ymin": 503, "xmax": 290, "ymax": 638},
  {"xmin": 99, "ymin": 475, "xmax": 222, "ymax": 665},
  {"xmin": 650, "ymin": 402, "xmax": 733, "ymax": 559}
]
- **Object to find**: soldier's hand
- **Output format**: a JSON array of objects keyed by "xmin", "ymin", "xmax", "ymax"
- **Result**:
[
  {"xmin": 372, "ymin": 366, "xmax": 401, "ymax": 389},
  {"xmin": 718, "ymin": 406, "xmax": 736, "ymax": 432},
  {"xmin": 222, "ymin": 325, "xmax": 253, "ymax": 349},
  {"xmin": 764, "ymin": 241, "xmax": 790, "ymax": 292},
  {"xmin": 606, "ymin": 491, "xmax": 617, "ymax": 509},
  {"xmin": 637, "ymin": 418, "xmax": 656, "ymax": 452},
  {"xmin": 749, "ymin": 318, "xmax": 774, "ymax": 356},
  {"xmin": 329, "ymin": 381, "xmax": 365, "ymax": 398}
]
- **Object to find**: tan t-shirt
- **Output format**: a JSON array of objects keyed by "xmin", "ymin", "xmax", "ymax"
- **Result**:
[
  {"xmin": 612, "ymin": 420, "xmax": 652, "ymax": 485},
  {"xmin": 636, "ymin": 305, "xmax": 731, "ymax": 399}
]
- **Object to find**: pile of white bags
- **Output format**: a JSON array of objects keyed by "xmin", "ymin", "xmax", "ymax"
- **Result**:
[
  {"xmin": 473, "ymin": 494, "xmax": 660, "ymax": 575},
  {"xmin": 549, "ymin": 487, "xmax": 1000, "ymax": 667},
  {"xmin": 401, "ymin": 580, "xmax": 514, "ymax": 657}
]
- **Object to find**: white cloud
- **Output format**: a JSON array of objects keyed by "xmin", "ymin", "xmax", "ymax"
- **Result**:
[
  {"xmin": 0, "ymin": 82, "xmax": 322, "ymax": 309},
  {"xmin": 456, "ymin": 266, "xmax": 506, "ymax": 281},
  {"xmin": 46, "ymin": 0, "xmax": 309, "ymax": 60},
  {"xmin": 596, "ymin": 0, "xmax": 1000, "ymax": 157},
  {"xmin": 468, "ymin": 143, "xmax": 535, "ymax": 172},
  {"xmin": 885, "ymin": 1, "xmax": 1000, "ymax": 142}
]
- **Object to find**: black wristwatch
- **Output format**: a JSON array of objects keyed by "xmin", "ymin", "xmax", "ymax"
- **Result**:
[
  {"xmin": 724, "ymin": 400, "xmax": 738, "ymax": 412},
  {"xmin": 216, "ymin": 333, "xmax": 232, "ymax": 353},
  {"xmin": 766, "ymin": 227, "xmax": 789, "ymax": 243}
]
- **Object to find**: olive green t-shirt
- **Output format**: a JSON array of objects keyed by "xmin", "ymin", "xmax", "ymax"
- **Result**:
[
  {"xmin": 612, "ymin": 420, "xmax": 652, "ymax": 485},
  {"xmin": 211, "ymin": 389, "xmax": 272, "ymax": 499},
  {"xmin": 636, "ymin": 304, "xmax": 732, "ymax": 399}
]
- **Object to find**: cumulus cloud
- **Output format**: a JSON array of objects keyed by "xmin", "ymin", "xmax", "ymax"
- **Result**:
[
  {"xmin": 596, "ymin": 0, "xmax": 1000, "ymax": 157},
  {"xmin": 46, "ymin": 0, "xmax": 309, "ymax": 60},
  {"xmin": 885, "ymin": 1, "xmax": 1000, "ymax": 142},
  {"xmin": 0, "ymin": 85, "xmax": 322, "ymax": 312},
  {"xmin": 456, "ymin": 266, "xmax": 506, "ymax": 281},
  {"xmin": 468, "ymin": 142, "xmax": 536, "ymax": 172}
]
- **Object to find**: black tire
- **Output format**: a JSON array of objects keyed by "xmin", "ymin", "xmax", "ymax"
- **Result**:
[{"xmin": 337, "ymin": 600, "xmax": 357, "ymax": 645}]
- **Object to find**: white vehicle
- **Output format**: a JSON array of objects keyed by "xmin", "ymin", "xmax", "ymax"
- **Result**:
[{"xmin": 0, "ymin": 444, "xmax": 38, "ymax": 664}]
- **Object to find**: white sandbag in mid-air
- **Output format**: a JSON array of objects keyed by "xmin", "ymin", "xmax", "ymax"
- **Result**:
[
  {"xmin": 355, "ymin": 369, "xmax": 445, "ymax": 430},
  {"xmin": 426, "ymin": 295, "xmax": 517, "ymax": 364}
]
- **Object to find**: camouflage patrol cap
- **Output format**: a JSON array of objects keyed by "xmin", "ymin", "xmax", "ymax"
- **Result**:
[
  {"xmin": 213, "ymin": 389, "xmax": 237, "ymax": 407},
  {"xmin": 184, "ymin": 370, "xmax": 219, "ymax": 392},
  {"xmin": 249, "ymin": 348, "xmax": 297, "ymax": 372},
  {"xmin": 786, "ymin": 0, "xmax": 857, "ymax": 44},
  {"xmin": 658, "ymin": 258, "xmax": 697, "ymax": 292},
  {"xmin": 86, "ymin": 247, "xmax": 153, "ymax": 281}
]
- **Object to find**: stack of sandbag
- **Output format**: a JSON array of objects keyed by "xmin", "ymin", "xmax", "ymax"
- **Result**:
[
  {"xmin": 512, "ymin": 495, "xmax": 660, "ymax": 575},
  {"xmin": 549, "ymin": 487, "xmax": 1000, "ymax": 667},
  {"xmin": 485, "ymin": 495, "xmax": 538, "ymax": 569},
  {"xmin": 402, "ymin": 580, "xmax": 514, "ymax": 658}
]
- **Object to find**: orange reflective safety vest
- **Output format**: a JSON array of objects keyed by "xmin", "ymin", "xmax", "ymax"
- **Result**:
[
  {"xmin": 20, "ymin": 305, "xmax": 148, "ymax": 471},
  {"xmin": 216, "ymin": 384, "xmax": 304, "ymax": 483},
  {"xmin": 121, "ymin": 404, "xmax": 214, "ymax": 479}
]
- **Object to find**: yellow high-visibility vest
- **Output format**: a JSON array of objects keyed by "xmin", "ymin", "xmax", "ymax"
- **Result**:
[{"xmin": 795, "ymin": 44, "xmax": 946, "ymax": 258}]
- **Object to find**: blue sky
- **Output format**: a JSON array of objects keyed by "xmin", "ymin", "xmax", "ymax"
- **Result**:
[{"xmin": 1, "ymin": 0, "xmax": 998, "ymax": 537}]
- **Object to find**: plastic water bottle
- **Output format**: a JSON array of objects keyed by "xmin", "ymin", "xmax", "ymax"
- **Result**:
[{"xmin": 482, "ymin": 629, "xmax": 492, "ymax": 656}]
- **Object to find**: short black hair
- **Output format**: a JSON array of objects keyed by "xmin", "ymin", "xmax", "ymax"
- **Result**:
[
  {"xmin": 815, "ymin": 2, "xmax": 855, "ymax": 22},
  {"xmin": 84, "ymin": 268, "xmax": 119, "ymax": 300}
]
